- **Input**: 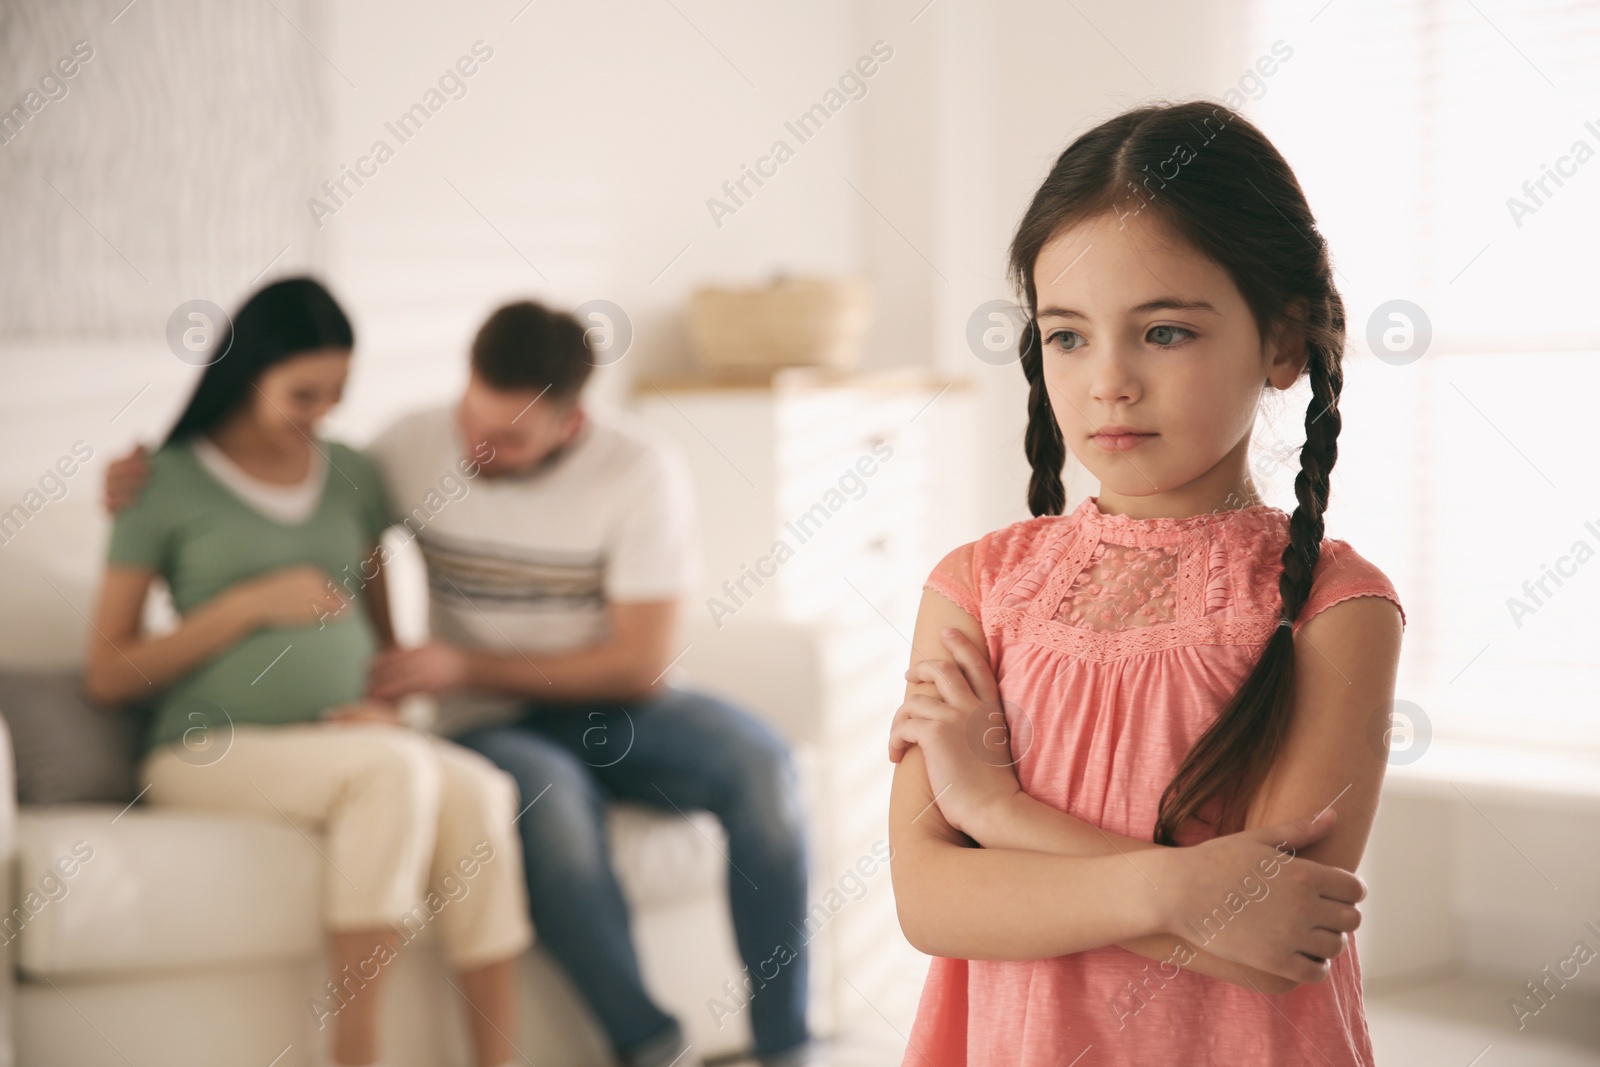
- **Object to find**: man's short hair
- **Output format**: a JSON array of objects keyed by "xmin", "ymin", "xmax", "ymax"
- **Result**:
[{"xmin": 470, "ymin": 300, "xmax": 593, "ymax": 400}]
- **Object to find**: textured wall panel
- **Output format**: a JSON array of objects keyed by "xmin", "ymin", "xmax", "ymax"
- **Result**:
[{"xmin": 0, "ymin": 0, "xmax": 330, "ymax": 337}]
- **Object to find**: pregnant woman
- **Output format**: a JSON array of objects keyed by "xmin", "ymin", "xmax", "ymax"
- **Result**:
[{"xmin": 83, "ymin": 277, "xmax": 531, "ymax": 1067}]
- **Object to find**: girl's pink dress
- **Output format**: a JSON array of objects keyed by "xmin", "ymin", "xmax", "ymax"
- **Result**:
[{"xmin": 908, "ymin": 495, "xmax": 1405, "ymax": 1067}]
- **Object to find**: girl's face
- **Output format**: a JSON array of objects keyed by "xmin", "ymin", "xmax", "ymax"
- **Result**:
[
  {"xmin": 1033, "ymin": 209, "xmax": 1305, "ymax": 519},
  {"xmin": 246, "ymin": 347, "xmax": 351, "ymax": 447}
]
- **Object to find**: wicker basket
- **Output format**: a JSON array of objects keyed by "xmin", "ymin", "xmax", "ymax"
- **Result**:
[{"xmin": 687, "ymin": 276, "xmax": 870, "ymax": 376}]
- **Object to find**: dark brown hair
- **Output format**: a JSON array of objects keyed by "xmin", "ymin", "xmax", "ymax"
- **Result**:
[
  {"xmin": 471, "ymin": 300, "xmax": 593, "ymax": 401},
  {"xmin": 1007, "ymin": 101, "xmax": 1345, "ymax": 846},
  {"xmin": 165, "ymin": 276, "xmax": 353, "ymax": 446}
]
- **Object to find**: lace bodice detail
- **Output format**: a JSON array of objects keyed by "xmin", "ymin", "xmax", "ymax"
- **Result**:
[
  {"xmin": 1056, "ymin": 542, "xmax": 1180, "ymax": 632},
  {"xmin": 925, "ymin": 495, "xmax": 1405, "ymax": 663}
]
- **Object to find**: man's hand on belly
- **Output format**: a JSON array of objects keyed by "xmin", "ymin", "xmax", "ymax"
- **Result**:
[{"xmin": 367, "ymin": 640, "xmax": 470, "ymax": 700}]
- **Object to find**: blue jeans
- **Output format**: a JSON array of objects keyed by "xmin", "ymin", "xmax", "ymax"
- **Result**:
[{"xmin": 454, "ymin": 686, "xmax": 811, "ymax": 1063}]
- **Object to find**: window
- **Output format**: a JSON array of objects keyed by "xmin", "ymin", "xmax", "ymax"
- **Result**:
[{"xmin": 1244, "ymin": 0, "xmax": 1600, "ymax": 750}]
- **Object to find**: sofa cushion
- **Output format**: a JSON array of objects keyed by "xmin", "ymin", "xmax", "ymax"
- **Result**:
[
  {"xmin": 608, "ymin": 803, "xmax": 726, "ymax": 906},
  {"xmin": 14, "ymin": 799, "xmax": 726, "ymax": 978},
  {"xmin": 14, "ymin": 805, "xmax": 324, "ymax": 976},
  {"xmin": 0, "ymin": 670, "xmax": 148, "ymax": 805}
]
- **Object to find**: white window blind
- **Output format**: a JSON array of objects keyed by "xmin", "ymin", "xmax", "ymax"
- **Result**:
[{"xmin": 1243, "ymin": 0, "xmax": 1600, "ymax": 751}]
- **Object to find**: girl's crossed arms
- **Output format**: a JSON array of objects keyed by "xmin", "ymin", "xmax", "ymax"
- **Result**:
[{"xmin": 887, "ymin": 582, "xmax": 1401, "ymax": 995}]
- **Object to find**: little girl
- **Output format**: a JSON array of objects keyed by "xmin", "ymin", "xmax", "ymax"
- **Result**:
[{"xmin": 887, "ymin": 101, "xmax": 1405, "ymax": 1066}]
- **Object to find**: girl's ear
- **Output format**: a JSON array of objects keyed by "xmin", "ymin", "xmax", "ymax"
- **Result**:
[{"xmin": 1265, "ymin": 297, "xmax": 1311, "ymax": 390}]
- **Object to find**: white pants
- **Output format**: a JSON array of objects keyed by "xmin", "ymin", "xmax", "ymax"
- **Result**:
[{"xmin": 140, "ymin": 722, "xmax": 534, "ymax": 970}]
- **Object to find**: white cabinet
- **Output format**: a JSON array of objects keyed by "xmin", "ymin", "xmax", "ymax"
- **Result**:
[
  {"xmin": 633, "ymin": 368, "xmax": 977, "ymax": 1037},
  {"xmin": 635, "ymin": 368, "xmax": 976, "ymax": 633}
]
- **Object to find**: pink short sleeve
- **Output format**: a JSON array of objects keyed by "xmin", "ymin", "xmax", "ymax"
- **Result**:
[
  {"xmin": 1292, "ymin": 539, "xmax": 1405, "ymax": 635},
  {"xmin": 924, "ymin": 541, "xmax": 983, "ymax": 622}
]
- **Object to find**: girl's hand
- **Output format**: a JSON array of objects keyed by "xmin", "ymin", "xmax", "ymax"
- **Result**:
[
  {"xmin": 1153, "ymin": 808, "xmax": 1366, "ymax": 987},
  {"xmin": 887, "ymin": 628, "xmax": 1023, "ymax": 842},
  {"xmin": 322, "ymin": 699, "xmax": 403, "ymax": 726}
]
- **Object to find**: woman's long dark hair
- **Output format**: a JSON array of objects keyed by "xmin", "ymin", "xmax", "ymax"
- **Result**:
[
  {"xmin": 1008, "ymin": 101, "xmax": 1346, "ymax": 846},
  {"xmin": 164, "ymin": 276, "xmax": 354, "ymax": 446}
]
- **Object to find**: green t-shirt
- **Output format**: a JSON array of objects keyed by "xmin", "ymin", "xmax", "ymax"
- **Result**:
[{"xmin": 106, "ymin": 438, "xmax": 393, "ymax": 756}]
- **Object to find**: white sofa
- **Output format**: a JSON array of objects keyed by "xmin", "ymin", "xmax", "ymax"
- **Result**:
[{"xmin": 0, "ymin": 618, "xmax": 835, "ymax": 1067}]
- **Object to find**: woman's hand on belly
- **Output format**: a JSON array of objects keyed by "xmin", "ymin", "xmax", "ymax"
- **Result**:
[
  {"xmin": 236, "ymin": 564, "xmax": 353, "ymax": 629},
  {"xmin": 890, "ymin": 628, "xmax": 1023, "ymax": 842},
  {"xmin": 322, "ymin": 699, "xmax": 404, "ymax": 727}
]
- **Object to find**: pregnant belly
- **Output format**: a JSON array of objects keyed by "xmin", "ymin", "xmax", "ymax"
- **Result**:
[{"xmin": 149, "ymin": 617, "xmax": 378, "ymax": 749}]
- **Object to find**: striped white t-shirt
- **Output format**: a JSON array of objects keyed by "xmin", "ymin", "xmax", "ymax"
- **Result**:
[{"xmin": 366, "ymin": 399, "xmax": 701, "ymax": 733}]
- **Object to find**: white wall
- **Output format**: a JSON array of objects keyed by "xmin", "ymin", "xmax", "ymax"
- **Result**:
[
  {"xmin": 0, "ymin": 0, "xmax": 1268, "ymax": 642},
  {"xmin": 316, "ymin": 0, "xmax": 866, "ymax": 435},
  {"xmin": 0, "ymin": 0, "xmax": 866, "ymax": 660}
]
